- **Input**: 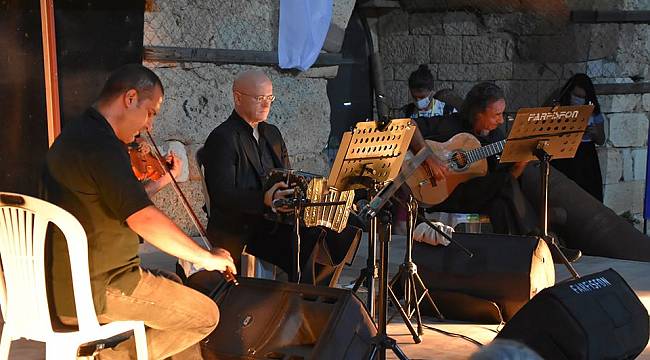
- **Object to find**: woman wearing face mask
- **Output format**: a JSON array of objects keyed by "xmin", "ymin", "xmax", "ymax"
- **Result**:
[
  {"xmin": 401, "ymin": 64, "xmax": 458, "ymax": 119},
  {"xmin": 552, "ymin": 73, "xmax": 606, "ymax": 202}
]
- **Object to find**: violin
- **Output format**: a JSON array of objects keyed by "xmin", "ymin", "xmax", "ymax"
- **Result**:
[
  {"xmin": 128, "ymin": 137, "xmax": 166, "ymax": 181},
  {"xmin": 139, "ymin": 131, "xmax": 239, "ymax": 286}
]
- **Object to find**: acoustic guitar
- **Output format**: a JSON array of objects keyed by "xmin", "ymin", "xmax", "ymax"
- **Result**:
[{"xmin": 406, "ymin": 133, "xmax": 506, "ymax": 206}]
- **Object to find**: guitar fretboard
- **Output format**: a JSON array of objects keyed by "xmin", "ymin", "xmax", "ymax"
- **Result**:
[{"xmin": 466, "ymin": 140, "xmax": 506, "ymax": 164}]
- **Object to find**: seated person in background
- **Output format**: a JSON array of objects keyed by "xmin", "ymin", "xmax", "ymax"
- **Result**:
[
  {"xmin": 202, "ymin": 69, "xmax": 360, "ymax": 285},
  {"xmin": 44, "ymin": 64, "xmax": 236, "ymax": 359},
  {"xmin": 401, "ymin": 64, "xmax": 458, "ymax": 118},
  {"xmin": 551, "ymin": 73, "xmax": 606, "ymax": 202}
]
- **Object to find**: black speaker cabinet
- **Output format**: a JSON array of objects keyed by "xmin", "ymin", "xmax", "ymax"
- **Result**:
[
  {"xmin": 201, "ymin": 277, "xmax": 376, "ymax": 360},
  {"xmin": 497, "ymin": 269, "xmax": 649, "ymax": 360},
  {"xmin": 413, "ymin": 233, "xmax": 554, "ymax": 321}
]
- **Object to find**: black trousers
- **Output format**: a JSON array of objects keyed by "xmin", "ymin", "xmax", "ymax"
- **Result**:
[{"xmin": 431, "ymin": 171, "xmax": 538, "ymax": 236}]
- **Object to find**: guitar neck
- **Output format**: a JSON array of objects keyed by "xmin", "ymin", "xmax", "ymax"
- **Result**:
[{"xmin": 466, "ymin": 140, "xmax": 506, "ymax": 163}]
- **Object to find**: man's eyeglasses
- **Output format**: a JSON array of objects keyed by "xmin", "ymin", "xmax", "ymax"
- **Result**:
[{"xmin": 237, "ymin": 91, "xmax": 276, "ymax": 103}]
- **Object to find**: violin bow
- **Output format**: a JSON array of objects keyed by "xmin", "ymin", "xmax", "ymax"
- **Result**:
[{"xmin": 144, "ymin": 130, "xmax": 238, "ymax": 285}]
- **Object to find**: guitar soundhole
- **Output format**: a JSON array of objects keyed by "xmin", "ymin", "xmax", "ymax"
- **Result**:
[{"xmin": 451, "ymin": 151, "xmax": 469, "ymax": 170}]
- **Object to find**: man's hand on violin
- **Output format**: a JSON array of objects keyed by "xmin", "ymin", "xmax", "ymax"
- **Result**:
[
  {"xmin": 264, "ymin": 181, "xmax": 295, "ymax": 213},
  {"xmin": 165, "ymin": 151, "xmax": 182, "ymax": 179},
  {"xmin": 201, "ymin": 247, "xmax": 237, "ymax": 274}
]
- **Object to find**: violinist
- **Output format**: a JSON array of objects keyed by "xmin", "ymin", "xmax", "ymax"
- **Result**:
[{"xmin": 43, "ymin": 64, "xmax": 236, "ymax": 359}]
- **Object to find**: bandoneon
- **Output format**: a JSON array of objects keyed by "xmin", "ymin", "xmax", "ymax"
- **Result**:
[{"xmin": 264, "ymin": 169, "xmax": 354, "ymax": 233}]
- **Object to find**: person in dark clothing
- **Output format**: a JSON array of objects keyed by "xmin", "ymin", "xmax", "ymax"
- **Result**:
[
  {"xmin": 202, "ymin": 70, "xmax": 359, "ymax": 285},
  {"xmin": 551, "ymin": 73, "xmax": 605, "ymax": 202},
  {"xmin": 44, "ymin": 64, "xmax": 236, "ymax": 359},
  {"xmin": 411, "ymin": 82, "xmax": 537, "ymax": 235},
  {"xmin": 400, "ymin": 64, "xmax": 458, "ymax": 119}
]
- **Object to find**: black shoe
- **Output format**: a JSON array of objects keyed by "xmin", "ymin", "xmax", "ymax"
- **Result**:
[{"xmin": 552, "ymin": 245, "xmax": 582, "ymax": 263}]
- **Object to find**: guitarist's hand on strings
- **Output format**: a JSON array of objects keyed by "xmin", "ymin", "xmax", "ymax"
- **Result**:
[{"xmin": 423, "ymin": 156, "xmax": 447, "ymax": 184}]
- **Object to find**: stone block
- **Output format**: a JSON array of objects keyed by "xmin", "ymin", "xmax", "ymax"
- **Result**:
[
  {"xmin": 443, "ymin": 12, "xmax": 478, "ymax": 35},
  {"xmin": 414, "ymin": 35, "xmax": 430, "ymax": 64},
  {"xmin": 290, "ymin": 152, "xmax": 330, "ymax": 175},
  {"xmin": 384, "ymin": 80, "xmax": 409, "ymax": 109},
  {"xmin": 438, "ymin": 64, "xmax": 478, "ymax": 81},
  {"xmin": 632, "ymin": 148, "xmax": 648, "ymax": 181},
  {"xmin": 513, "ymin": 62, "xmax": 562, "ymax": 80},
  {"xmin": 608, "ymin": 113, "xmax": 649, "ymax": 147},
  {"xmin": 380, "ymin": 35, "xmax": 417, "ymax": 64},
  {"xmin": 563, "ymin": 62, "xmax": 587, "ymax": 79},
  {"xmin": 298, "ymin": 67, "xmax": 339, "ymax": 79},
  {"xmin": 622, "ymin": 148, "xmax": 633, "ymax": 181},
  {"xmin": 589, "ymin": 24, "xmax": 619, "ymax": 59},
  {"xmin": 409, "ymin": 13, "xmax": 444, "ymax": 35},
  {"xmin": 597, "ymin": 147, "xmax": 623, "ymax": 184},
  {"xmin": 151, "ymin": 180, "xmax": 208, "ymax": 236},
  {"xmin": 429, "ymin": 35, "xmax": 463, "ymax": 64},
  {"xmin": 598, "ymin": 94, "xmax": 642, "ymax": 113},
  {"xmin": 431, "ymin": 80, "xmax": 455, "ymax": 94},
  {"xmin": 643, "ymin": 94, "xmax": 650, "ymax": 112},
  {"xmin": 586, "ymin": 60, "xmax": 603, "ymax": 77},
  {"xmin": 603, "ymin": 180, "xmax": 645, "ymax": 215},
  {"xmin": 144, "ymin": 0, "xmax": 277, "ymax": 50},
  {"xmin": 331, "ymin": 0, "xmax": 356, "ymax": 33},
  {"xmin": 378, "ymin": 9, "xmax": 409, "ymax": 36},
  {"xmin": 516, "ymin": 26, "xmax": 590, "ymax": 63},
  {"xmin": 384, "ymin": 65, "xmax": 394, "ymax": 81},
  {"xmin": 394, "ymin": 64, "xmax": 437, "ymax": 81},
  {"xmin": 478, "ymin": 63, "xmax": 513, "ymax": 80},
  {"xmin": 483, "ymin": 62, "xmax": 516, "ymax": 81},
  {"xmin": 496, "ymin": 80, "xmax": 538, "ymax": 112},
  {"xmin": 462, "ymin": 36, "xmax": 508, "ymax": 64}
]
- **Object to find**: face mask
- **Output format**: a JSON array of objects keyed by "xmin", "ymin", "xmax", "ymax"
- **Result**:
[
  {"xmin": 416, "ymin": 96, "xmax": 431, "ymax": 110},
  {"xmin": 570, "ymin": 94, "xmax": 586, "ymax": 106}
]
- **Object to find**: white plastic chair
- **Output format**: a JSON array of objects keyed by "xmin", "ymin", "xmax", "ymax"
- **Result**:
[{"xmin": 0, "ymin": 192, "xmax": 148, "ymax": 359}]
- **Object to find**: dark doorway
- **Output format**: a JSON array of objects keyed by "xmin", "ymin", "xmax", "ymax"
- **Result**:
[{"xmin": 326, "ymin": 10, "xmax": 372, "ymax": 163}]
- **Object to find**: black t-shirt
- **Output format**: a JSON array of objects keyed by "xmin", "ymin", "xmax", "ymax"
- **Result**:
[{"xmin": 44, "ymin": 107, "xmax": 153, "ymax": 316}]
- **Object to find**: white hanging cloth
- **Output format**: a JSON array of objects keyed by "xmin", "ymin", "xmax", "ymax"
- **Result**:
[{"xmin": 278, "ymin": 0, "xmax": 333, "ymax": 71}]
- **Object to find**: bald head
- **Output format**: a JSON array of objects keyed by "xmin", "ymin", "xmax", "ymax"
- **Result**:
[{"xmin": 232, "ymin": 70, "xmax": 274, "ymax": 126}]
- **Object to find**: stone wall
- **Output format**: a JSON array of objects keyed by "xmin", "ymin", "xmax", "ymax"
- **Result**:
[
  {"xmin": 377, "ymin": 5, "xmax": 650, "ymax": 223},
  {"xmin": 143, "ymin": 0, "xmax": 354, "ymax": 234}
]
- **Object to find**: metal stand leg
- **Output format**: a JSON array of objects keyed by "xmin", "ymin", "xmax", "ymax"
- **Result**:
[
  {"xmin": 536, "ymin": 146, "xmax": 580, "ymax": 280},
  {"xmin": 352, "ymin": 217, "xmax": 377, "ymax": 318},
  {"xmin": 366, "ymin": 214, "xmax": 409, "ymax": 360},
  {"xmin": 387, "ymin": 197, "xmax": 443, "ymax": 342}
]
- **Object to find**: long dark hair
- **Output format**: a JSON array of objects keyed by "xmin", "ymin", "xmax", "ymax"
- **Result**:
[
  {"xmin": 460, "ymin": 82, "xmax": 505, "ymax": 128},
  {"xmin": 558, "ymin": 73, "xmax": 601, "ymax": 115}
]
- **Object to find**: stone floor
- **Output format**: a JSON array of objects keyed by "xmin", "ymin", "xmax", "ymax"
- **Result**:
[{"xmin": 4, "ymin": 233, "xmax": 650, "ymax": 359}]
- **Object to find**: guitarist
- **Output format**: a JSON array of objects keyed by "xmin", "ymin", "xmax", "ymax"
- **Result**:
[{"xmin": 409, "ymin": 82, "xmax": 581, "ymax": 261}]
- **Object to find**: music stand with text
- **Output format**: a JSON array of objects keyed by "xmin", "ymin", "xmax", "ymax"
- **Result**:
[{"xmin": 500, "ymin": 105, "xmax": 593, "ymax": 279}]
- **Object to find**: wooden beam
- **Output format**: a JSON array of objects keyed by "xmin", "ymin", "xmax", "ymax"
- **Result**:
[
  {"xmin": 595, "ymin": 83, "xmax": 650, "ymax": 95},
  {"xmin": 143, "ymin": 46, "xmax": 356, "ymax": 67},
  {"xmin": 572, "ymin": 10, "xmax": 650, "ymax": 23},
  {"xmin": 40, "ymin": 0, "xmax": 61, "ymax": 146}
]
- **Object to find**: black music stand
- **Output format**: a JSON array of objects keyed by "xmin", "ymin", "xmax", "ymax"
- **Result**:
[
  {"xmin": 500, "ymin": 105, "xmax": 594, "ymax": 279},
  {"xmin": 328, "ymin": 119, "xmax": 423, "ymax": 359}
]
